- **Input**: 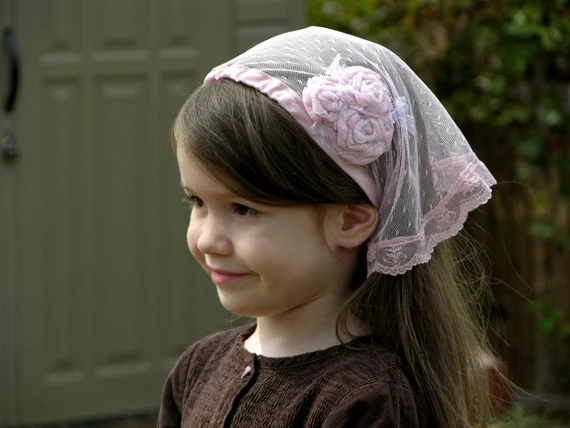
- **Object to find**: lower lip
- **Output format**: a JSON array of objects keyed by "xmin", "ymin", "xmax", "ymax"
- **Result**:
[{"xmin": 211, "ymin": 272, "xmax": 250, "ymax": 284}]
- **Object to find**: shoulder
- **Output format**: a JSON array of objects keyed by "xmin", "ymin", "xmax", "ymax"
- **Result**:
[
  {"xmin": 322, "ymin": 381, "xmax": 429, "ymax": 428},
  {"xmin": 318, "ymin": 347, "xmax": 433, "ymax": 427},
  {"xmin": 321, "ymin": 345, "xmax": 411, "ymax": 393}
]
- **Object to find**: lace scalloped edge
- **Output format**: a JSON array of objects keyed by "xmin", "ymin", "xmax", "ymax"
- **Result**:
[{"xmin": 367, "ymin": 158, "xmax": 496, "ymax": 276}]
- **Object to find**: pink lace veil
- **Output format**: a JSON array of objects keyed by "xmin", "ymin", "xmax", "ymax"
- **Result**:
[{"xmin": 205, "ymin": 26, "xmax": 496, "ymax": 276}]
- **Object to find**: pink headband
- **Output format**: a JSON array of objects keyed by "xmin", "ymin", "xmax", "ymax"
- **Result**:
[{"xmin": 205, "ymin": 65, "xmax": 383, "ymax": 208}]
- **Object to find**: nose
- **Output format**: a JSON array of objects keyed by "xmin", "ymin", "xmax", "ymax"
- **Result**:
[{"xmin": 193, "ymin": 214, "xmax": 233, "ymax": 256}]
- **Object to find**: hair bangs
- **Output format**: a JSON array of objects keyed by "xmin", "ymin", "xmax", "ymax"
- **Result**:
[{"xmin": 173, "ymin": 79, "xmax": 368, "ymax": 206}]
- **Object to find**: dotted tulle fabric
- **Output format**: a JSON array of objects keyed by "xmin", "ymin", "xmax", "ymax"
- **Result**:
[{"xmin": 206, "ymin": 27, "xmax": 496, "ymax": 276}]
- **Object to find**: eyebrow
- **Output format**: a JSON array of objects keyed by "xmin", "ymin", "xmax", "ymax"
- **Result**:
[
  {"xmin": 180, "ymin": 183, "xmax": 193, "ymax": 193},
  {"xmin": 180, "ymin": 182, "xmax": 237, "ymax": 199}
]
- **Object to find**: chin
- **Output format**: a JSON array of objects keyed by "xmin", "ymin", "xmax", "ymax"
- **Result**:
[
  {"xmin": 218, "ymin": 295, "xmax": 260, "ymax": 318},
  {"xmin": 217, "ymin": 294, "xmax": 277, "ymax": 318}
]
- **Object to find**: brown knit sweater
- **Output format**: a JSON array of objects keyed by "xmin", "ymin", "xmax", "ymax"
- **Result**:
[{"xmin": 158, "ymin": 323, "xmax": 433, "ymax": 427}]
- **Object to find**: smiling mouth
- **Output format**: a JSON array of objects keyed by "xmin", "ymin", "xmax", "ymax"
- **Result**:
[{"xmin": 210, "ymin": 271, "xmax": 250, "ymax": 284}]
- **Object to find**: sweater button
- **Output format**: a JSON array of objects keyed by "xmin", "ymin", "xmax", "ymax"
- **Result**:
[{"xmin": 241, "ymin": 365, "xmax": 252, "ymax": 379}]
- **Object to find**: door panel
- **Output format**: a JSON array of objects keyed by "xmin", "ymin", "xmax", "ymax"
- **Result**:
[
  {"xmin": 7, "ymin": 0, "xmax": 305, "ymax": 423},
  {"xmin": 234, "ymin": 0, "xmax": 306, "ymax": 51},
  {"xmin": 1, "ymin": 0, "xmax": 20, "ymax": 425},
  {"xmin": 15, "ymin": 0, "xmax": 231, "ymax": 423}
]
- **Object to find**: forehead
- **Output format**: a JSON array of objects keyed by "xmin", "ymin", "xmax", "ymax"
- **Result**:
[{"xmin": 176, "ymin": 147, "xmax": 233, "ymax": 195}]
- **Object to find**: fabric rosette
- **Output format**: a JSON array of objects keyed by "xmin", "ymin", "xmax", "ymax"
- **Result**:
[{"xmin": 302, "ymin": 66, "xmax": 394, "ymax": 165}]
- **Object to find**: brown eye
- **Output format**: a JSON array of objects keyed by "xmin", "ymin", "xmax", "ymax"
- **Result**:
[
  {"xmin": 233, "ymin": 204, "xmax": 257, "ymax": 217},
  {"xmin": 182, "ymin": 196, "xmax": 205, "ymax": 210}
]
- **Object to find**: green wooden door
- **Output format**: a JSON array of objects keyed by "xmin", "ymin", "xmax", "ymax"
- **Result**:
[{"xmin": 0, "ymin": 0, "xmax": 305, "ymax": 424}]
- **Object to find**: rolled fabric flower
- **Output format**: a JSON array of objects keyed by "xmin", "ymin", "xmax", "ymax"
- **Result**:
[
  {"xmin": 335, "ymin": 105, "xmax": 394, "ymax": 165},
  {"xmin": 302, "ymin": 67, "xmax": 394, "ymax": 165},
  {"xmin": 341, "ymin": 67, "xmax": 392, "ymax": 117},
  {"xmin": 302, "ymin": 76, "xmax": 345, "ymax": 123}
]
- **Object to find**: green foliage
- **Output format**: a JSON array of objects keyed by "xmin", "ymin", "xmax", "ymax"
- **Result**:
[
  {"xmin": 309, "ymin": 0, "xmax": 570, "ymax": 394},
  {"xmin": 530, "ymin": 295, "xmax": 566, "ymax": 338},
  {"xmin": 490, "ymin": 404, "xmax": 570, "ymax": 427},
  {"xmin": 530, "ymin": 292, "xmax": 570, "ymax": 392}
]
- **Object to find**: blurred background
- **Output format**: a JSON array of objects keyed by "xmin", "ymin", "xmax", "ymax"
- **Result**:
[{"xmin": 1, "ymin": 0, "xmax": 569, "ymax": 426}]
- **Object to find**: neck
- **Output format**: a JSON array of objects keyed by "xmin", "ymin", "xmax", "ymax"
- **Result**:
[{"xmin": 244, "ymin": 291, "xmax": 369, "ymax": 357}]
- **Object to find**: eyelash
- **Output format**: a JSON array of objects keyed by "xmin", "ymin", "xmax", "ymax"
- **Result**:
[
  {"xmin": 182, "ymin": 195, "xmax": 203, "ymax": 209},
  {"xmin": 182, "ymin": 195, "xmax": 258, "ymax": 217}
]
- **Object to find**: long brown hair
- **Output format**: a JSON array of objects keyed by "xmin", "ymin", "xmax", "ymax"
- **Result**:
[{"xmin": 173, "ymin": 79, "xmax": 492, "ymax": 427}]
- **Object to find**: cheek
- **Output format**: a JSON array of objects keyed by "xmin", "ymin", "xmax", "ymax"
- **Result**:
[
  {"xmin": 243, "ymin": 227, "xmax": 326, "ymax": 272},
  {"xmin": 186, "ymin": 221, "xmax": 200, "ymax": 259}
]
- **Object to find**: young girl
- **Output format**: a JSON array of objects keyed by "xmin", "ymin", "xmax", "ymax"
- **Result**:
[{"xmin": 159, "ymin": 26, "xmax": 497, "ymax": 427}]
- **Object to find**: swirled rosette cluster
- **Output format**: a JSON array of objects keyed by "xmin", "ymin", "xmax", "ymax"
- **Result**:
[{"xmin": 302, "ymin": 66, "xmax": 394, "ymax": 165}]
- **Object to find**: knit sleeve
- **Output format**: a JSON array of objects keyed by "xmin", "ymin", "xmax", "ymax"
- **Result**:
[
  {"xmin": 322, "ymin": 382, "xmax": 422, "ymax": 428},
  {"xmin": 157, "ymin": 347, "xmax": 193, "ymax": 428}
]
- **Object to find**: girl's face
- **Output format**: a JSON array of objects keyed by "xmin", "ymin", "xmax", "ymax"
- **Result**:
[{"xmin": 177, "ymin": 148, "xmax": 352, "ymax": 318}]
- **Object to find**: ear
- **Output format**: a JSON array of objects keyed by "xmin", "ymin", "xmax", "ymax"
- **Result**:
[{"xmin": 324, "ymin": 204, "xmax": 378, "ymax": 250}]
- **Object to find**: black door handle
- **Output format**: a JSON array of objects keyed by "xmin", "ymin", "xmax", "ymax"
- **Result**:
[{"xmin": 3, "ymin": 26, "xmax": 20, "ymax": 113}]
